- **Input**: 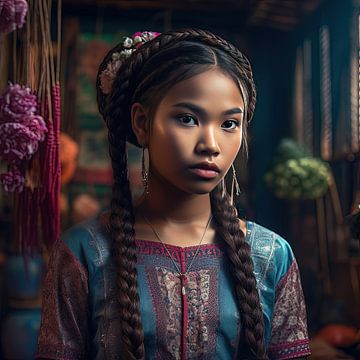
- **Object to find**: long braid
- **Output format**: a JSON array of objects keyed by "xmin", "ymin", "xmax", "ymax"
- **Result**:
[
  {"xmin": 96, "ymin": 28, "xmax": 263, "ymax": 359},
  {"xmin": 107, "ymin": 132, "xmax": 145, "ymax": 359},
  {"xmin": 98, "ymin": 50, "xmax": 147, "ymax": 357},
  {"xmin": 210, "ymin": 185, "xmax": 268, "ymax": 360}
]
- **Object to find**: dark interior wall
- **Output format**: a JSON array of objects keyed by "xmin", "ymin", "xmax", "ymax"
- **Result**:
[
  {"xmin": 61, "ymin": 3, "xmax": 294, "ymax": 233},
  {"xmin": 254, "ymin": 0, "xmax": 360, "ymax": 329},
  {"xmin": 246, "ymin": 28, "xmax": 294, "ymax": 238},
  {"xmin": 246, "ymin": 0, "xmax": 355, "ymax": 234},
  {"xmin": 62, "ymin": 0, "xmax": 354, "ymax": 238}
]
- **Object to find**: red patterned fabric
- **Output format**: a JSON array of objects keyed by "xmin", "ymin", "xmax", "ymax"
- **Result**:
[
  {"xmin": 268, "ymin": 260, "xmax": 311, "ymax": 360},
  {"xmin": 36, "ymin": 218, "xmax": 311, "ymax": 360},
  {"xmin": 36, "ymin": 240, "xmax": 90, "ymax": 360},
  {"xmin": 151, "ymin": 266, "xmax": 218, "ymax": 359}
]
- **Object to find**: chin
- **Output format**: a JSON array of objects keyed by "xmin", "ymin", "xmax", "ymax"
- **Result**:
[{"xmin": 184, "ymin": 183, "xmax": 219, "ymax": 195}]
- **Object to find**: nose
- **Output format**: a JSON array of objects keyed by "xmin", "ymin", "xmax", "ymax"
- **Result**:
[{"xmin": 195, "ymin": 125, "xmax": 220, "ymax": 156}]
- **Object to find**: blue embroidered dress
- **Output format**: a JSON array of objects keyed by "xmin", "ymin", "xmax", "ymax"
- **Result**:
[{"xmin": 36, "ymin": 215, "xmax": 311, "ymax": 360}]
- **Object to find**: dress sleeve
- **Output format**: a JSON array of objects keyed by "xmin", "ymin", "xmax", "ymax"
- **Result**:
[
  {"xmin": 36, "ymin": 239, "xmax": 90, "ymax": 360},
  {"xmin": 267, "ymin": 257, "xmax": 311, "ymax": 360}
]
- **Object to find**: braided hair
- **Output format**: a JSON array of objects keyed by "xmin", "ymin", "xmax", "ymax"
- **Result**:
[{"xmin": 96, "ymin": 28, "xmax": 267, "ymax": 359}]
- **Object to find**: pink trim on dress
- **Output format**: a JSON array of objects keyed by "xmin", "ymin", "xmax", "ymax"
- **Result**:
[{"xmin": 135, "ymin": 239, "xmax": 223, "ymax": 261}]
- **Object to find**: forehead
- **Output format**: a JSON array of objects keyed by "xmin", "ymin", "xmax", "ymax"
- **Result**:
[{"xmin": 158, "ymin": 69, "xmax": 244, "ymax": 110}]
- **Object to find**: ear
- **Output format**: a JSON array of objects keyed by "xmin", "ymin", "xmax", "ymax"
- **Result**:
[{"xmin": 131, "ymin": 102, "xmax": 150, "ymax": 146}]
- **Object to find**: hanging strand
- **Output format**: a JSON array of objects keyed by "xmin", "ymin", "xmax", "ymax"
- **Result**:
[
  {"xmin": 56, "ymin": 0, "xmax": 62, "ymax": 83},
  {"xmin": 319, "ymin": 25, "xmax": 333, "ymax": 160},
  {"xmin": 12, "ymin": 30, "xmax": 17, "ymax": 82}
]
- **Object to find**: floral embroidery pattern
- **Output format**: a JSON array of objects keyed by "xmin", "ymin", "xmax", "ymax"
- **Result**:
[
  {"xmin": 186, "ymin": 270, "xmax": 212, "ymax": 354},
  {"xmin": 268, "ymin": 260, "xmax": 311, "ymax": 359},
  {"xmin": 36, "ymin": 240, "xmax": 89, "ymax": 359},
  {"xmin": 153, "ymin": 266, "xmax": 218, "ymax": 359},
  {"xmin": 156, "ymin": 268, "xmax": 182, "ymax": 359}
]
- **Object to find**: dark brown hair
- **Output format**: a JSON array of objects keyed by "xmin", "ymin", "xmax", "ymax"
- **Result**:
[{"xmin": 96, "ymin": 28, "xmax": 267, "ymax": 360}]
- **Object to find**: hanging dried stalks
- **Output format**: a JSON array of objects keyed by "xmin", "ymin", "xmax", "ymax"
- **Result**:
[{"xmin": 8, "ymin": 0, "xmax": 62, "ymax": 255}]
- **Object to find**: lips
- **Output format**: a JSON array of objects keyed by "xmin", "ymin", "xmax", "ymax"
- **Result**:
[
  {"xmin": 189, "ymin": 162, "xmax": 220, "ymax": 172},
  {"xmin": 188, "ymin": 162, "xmax": 220, "ymax": 179}
]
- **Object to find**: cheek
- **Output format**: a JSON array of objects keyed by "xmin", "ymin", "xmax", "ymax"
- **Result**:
[
  {"xmin": 149, "ymin": 127, "xmax": 189, "ymax": 169},
  {"xmin": 221, "ymin": 132, "xmax": 242, "ymax": 157}
]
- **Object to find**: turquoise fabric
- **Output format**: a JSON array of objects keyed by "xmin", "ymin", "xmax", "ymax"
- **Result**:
[{"xmin": 36, "ymin": 215, "xmax": 310, "ymax": 360}]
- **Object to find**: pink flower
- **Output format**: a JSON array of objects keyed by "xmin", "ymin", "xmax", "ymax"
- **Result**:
[
  {"xmin": 0, "ymin": 0, "xmax": 15, "ymax": 33},
  {"xmin": 0, "ymin": 82, "xmax": 37, "ymax": 121},
  {"xmin": 132, "ymin": 32, "xmax": 143, "ymax": 38},
  {"xmin": 0, "ymin": 121, "xmax": 42, "ymax": 163},
  {"xmin": 1, "ymin": 165, "xmax": 25, "ymax": 193},
  {"xmin": 131, "ymin": 31, "xmax": 161, "ymax": 40},
  {"xmin": 23, "ymin": 114, "xmax": 47, "ymax": 142},
  {"xmin": 132, "ymin": 31, "xmax": 161, "ymax": 49},
  {"xmin": 0, "ymin": 0, "xmax": 28, "ymax": 34},
  {"xmin": 14, "ymin": 0, "xmax": 28, "ymax": 28},
  {"xmin": 0, "ymin": 83, "xmax": 47, "ymax": 164},
  {"xmin": 0, "ymin": 0, "xmax": 28, "ymax": 33}
]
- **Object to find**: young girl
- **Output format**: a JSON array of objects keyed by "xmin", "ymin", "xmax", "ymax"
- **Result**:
[{"xmin": 36, "ymin": 29, "xmax": 311, "ymax": 360}]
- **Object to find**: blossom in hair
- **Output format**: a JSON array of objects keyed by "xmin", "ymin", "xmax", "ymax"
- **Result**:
[
  {"xmin": 0, "ymin": 0, "xmax": 28, "ymax": 33},
  {"xmin": 0, "ymin": 165, "xmax": 25, "ymax": 193},
  {"xmin": 132, "ymin": 31, "xmax": 161, "ymax": 43},
  {"xmin": 99, "ymin": 31, "xmax": 161, "ymax": 94}
]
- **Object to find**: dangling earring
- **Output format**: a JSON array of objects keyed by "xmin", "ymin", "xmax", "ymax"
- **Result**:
[
  {"xmin": 142, "ymin": 147, "xmax": 149, "ymax": 194},
  {"xmin": 230, "ymin": 163, "xmax": 241, "ymax": 205},
  {"xmin": 220, "ymin": 178, "xmax": 227, "ymax": 198}
]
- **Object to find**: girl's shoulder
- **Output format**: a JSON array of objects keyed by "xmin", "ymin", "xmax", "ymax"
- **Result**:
[
  {"xmin": 245, "ymin": 220, "xmax": 296, "ymax": 287},
  {"xmin": 57, "ymin": 212, "xmax": 112, "ymax": 275}
]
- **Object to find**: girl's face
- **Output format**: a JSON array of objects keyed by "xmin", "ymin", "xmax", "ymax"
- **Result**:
[{"xmin": 137, "ymin": 68, "xmax": 245, "ymax": 195}]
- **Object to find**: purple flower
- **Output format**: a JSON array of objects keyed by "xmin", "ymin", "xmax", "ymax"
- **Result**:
[
  {"xmin": 14, "ymin": 0, "xmax": 28, "ymax": 28},
  {"xmin": 23, "ymin": 114, "xmax": 47, "ymax": 142},
  {"xmin": 0, "ymin": 121, "xmax": 41, "ymax": 163},
  {"xmin": 0, "ymin": 82, "xmax": 37, "ymax": 121},
  {"xmin": 0, "ymin": 83, "xmax": 47, "ymax": 164},
  {"xmin": 0, "ymin": 0, "xmax": 28, "ymax": 33},
  {"xmin": 0, "ymin": 165, "xmax": 25, "ymax": 193},
  {"xmin": 0, "ymin": 0, "xmax": 15, "ymax": 34}
]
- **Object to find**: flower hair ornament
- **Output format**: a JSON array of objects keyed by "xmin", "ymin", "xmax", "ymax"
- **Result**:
[{"xmin": 99, "ymin": 31, "xmax": 161, "ymax": 95}]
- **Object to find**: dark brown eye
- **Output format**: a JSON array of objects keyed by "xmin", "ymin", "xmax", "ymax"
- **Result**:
[
  {"xmin": 222, "ymin": 120, "xmax": 240, "ymax": 130},
  {"xmin": 177, "ymin": 114, "xmax": 197, "ymax": 126}
]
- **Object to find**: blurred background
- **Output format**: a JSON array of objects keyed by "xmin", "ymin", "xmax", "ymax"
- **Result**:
[{"xmin": 0, "ymin": 0, "xmax": 359, "ymax": 359}]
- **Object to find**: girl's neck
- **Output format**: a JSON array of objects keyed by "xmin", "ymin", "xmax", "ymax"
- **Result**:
[
  {"xmin": 135, "ymin": 190, "xmax": 212, "ymax": 225},
  {"xmin": 134, "ymin": 167, "xmax": 213, "ymax": 224}
]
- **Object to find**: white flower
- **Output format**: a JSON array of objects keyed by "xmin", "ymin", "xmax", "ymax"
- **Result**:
[
  {"xmin": 123, "ymin": 37, "xmax": 133, "ymax": 48},
  {"xmin": 133, "ymin": 35, "xmax": 143, "ymax": 45},
  {"xmin": 111, "ymin": 52, "xmax": 121, "ymax": 61}
]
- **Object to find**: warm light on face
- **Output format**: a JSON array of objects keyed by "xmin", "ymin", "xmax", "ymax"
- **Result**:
[{"xmin": 147, "ymin": 69, "xmax": 245, "ymax": 195}]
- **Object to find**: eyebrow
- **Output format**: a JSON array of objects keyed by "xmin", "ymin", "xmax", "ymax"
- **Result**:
[{"xmin": 172, "ymin": 102, "xmax": 243, "ymax": 117}]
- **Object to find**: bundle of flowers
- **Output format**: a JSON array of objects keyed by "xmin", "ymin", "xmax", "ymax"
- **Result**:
[
  {"xmin": 0, "ymin": 82, "xmax": 47, "ymax": 193},
  {"xmin": 99, "ymin": 31, "xmax": 161, "ymax": 94},
  {"xmin": 264, "ymin": 139, "xmax": 332, "ymax": 200}
]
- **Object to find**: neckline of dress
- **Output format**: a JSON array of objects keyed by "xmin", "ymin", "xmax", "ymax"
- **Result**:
[{"xmin": 135, "ymin": 220, "xmax": 253, "ymax": 251}]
